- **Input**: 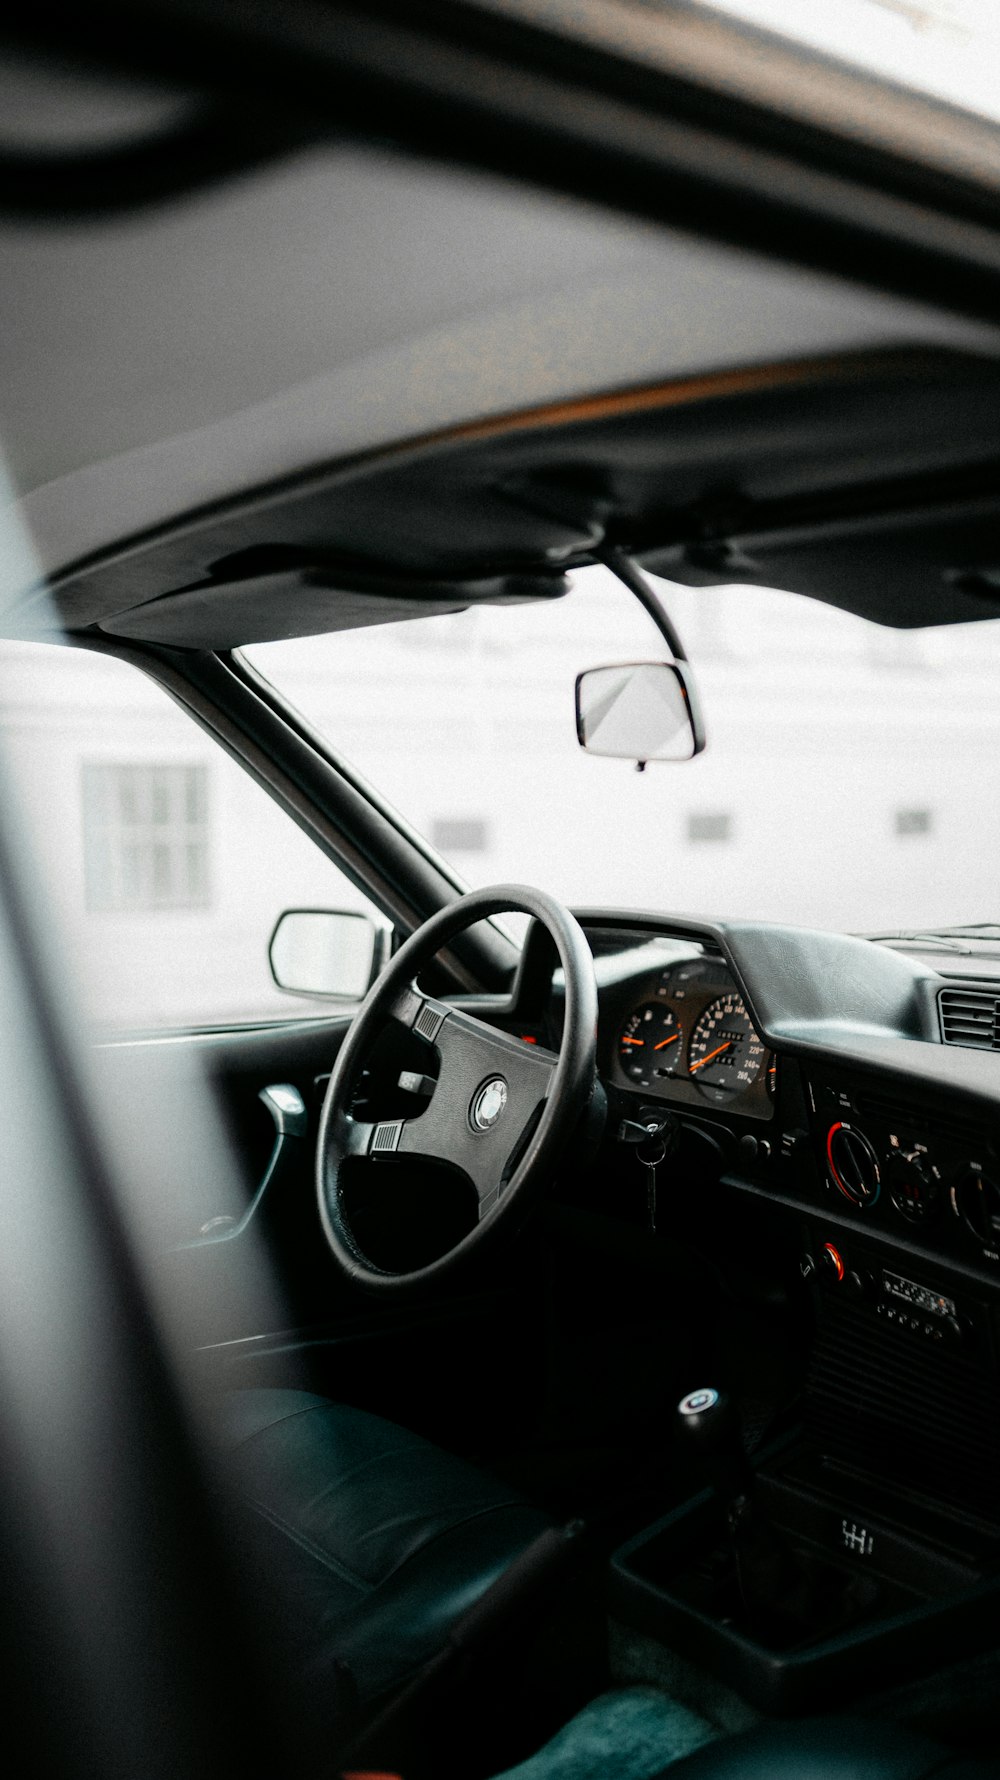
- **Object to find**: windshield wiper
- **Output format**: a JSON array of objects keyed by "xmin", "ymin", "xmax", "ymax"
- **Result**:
[
  {"xmin": 863, "ymin": 924, "xmax": 1000, "ymax": 955},
  {"xmin": 921, "ymin": 923, "xmax": 1000, "ymax": 939},
  {"xmin": 864, "ymin": 931, "xmax": 974, "ymax": 954}
]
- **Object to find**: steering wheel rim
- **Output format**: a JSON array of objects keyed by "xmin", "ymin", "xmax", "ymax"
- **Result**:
[{"xmin": 316, "ymin": 884, "xmax": 598, "ymax": 1295}]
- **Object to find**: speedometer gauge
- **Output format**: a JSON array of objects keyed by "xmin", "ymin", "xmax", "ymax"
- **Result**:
[
  {"xmin": 687, "ymin": 993, "xmax": 766, "ymax": 1099},
  {"xmin": 618, "ymin": 1002, "xmax": 682, "ymax": 1086}
]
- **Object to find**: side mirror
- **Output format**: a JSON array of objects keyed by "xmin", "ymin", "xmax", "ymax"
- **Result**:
[
  {"xmin": 269, "ymin": 908, "xmax": 390, "ymax": 1001},
  {"xmin": 575, "ymin": 660, "xmax": 705, "ymax": 765}
]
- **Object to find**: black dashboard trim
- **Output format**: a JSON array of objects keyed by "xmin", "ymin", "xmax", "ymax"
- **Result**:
[{"xmin": 571, "ymin": 910, "xmax": 1000, "ymax": 1127}]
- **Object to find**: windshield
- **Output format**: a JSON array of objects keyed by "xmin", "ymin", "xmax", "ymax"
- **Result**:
[
  {"xmin": 244, "ymin": 565, "xmax": 1000, "ymax": 935},
  {"xmin": 694, "ymin": 0, "xmax": 1000, "ymax": 124}
]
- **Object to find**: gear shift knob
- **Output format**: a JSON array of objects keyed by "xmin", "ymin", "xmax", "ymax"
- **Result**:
[{"xmin": 677, "ymin": 1387, "xmax": 755, "ymax": 1505}]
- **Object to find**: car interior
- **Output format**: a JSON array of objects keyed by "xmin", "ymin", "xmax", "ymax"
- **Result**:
[{"xmin": 6, "ymin": 5, "xmax": 1000, "ymax": 1780}]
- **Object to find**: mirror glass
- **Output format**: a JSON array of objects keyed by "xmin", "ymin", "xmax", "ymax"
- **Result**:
[
  {"xmin": 269, "ymin": 908, "xmax": 381, "ymax": 999},
  {"xmin": 576, "ymin": 661, "xmax": 699, "ymax": 762}
]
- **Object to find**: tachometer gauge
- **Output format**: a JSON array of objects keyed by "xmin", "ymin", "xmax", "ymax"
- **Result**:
[
  {"xmin": 687, "ymin": 993, "xmax": 766, "ymax": 1099},
  {"xmin": 618, "ymin": 1002, "xmax": 682, "ymax": 1086}
]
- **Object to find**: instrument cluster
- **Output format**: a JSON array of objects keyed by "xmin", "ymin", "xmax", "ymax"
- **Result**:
[{"xmin": 605, "ymin": 946, "xmax": 775, "ymax": 1121}]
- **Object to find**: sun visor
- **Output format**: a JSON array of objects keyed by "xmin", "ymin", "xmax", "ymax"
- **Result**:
[
  {"xmin": 17, "ymin": 343, "xmax": 1000, "ymax": 645},
  {"xmin": 644, "ymin": 498, "xmax": 1000, "ymax": 629},
  {"xmin": 95, "ymin": 563, "xmax": 570, "ymax": 649}
]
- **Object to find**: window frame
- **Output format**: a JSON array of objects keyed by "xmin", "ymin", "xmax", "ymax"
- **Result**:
[{"xmin": 68, "ymin": 637, "xmax": 517, "ymax": 1016}]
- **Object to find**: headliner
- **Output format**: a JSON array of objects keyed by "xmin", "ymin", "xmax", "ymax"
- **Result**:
[
  {"xmin": 1, "ymin": 56, "xmax": 999, "ymax": 641},
  {"xmin": 1, "ymin": 130, "xmax": 993, "ymax": 562}
]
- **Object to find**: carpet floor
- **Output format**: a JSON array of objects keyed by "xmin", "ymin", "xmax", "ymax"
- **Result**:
[{"xmin": 489, "ymin": 1686, "xmax": 718, "ymax": 1780}]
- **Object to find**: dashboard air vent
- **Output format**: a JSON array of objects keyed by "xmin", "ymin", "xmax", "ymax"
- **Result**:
[{"xmin": 939, "ymin": 986, "xmax": 1000, "ymax": 1051}]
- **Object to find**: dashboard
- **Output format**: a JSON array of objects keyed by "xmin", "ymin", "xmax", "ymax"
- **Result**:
[
  {"xmin": 547, "ymin": 910, "xmax": 1000, "ymax": 1527},
  {"xmin": 546, "ymin": 913, "xmax": 1000, "ymax": 1296}
]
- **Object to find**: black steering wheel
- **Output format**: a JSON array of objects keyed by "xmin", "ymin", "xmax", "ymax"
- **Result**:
[{"xmin": 316, "ymin": 884, "xmax": 598, "ymax": 1294}]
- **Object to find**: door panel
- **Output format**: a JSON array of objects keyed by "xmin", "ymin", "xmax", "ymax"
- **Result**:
[
  {"xmin": 93, "ymin": 1015, "xmax": 352, "ymax": 1334},
  {"xmin": 94, "ymin": 1014, "xmax": 535, "ymax": 1456}
]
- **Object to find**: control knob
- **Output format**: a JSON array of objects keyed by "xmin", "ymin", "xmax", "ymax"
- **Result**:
[
  {"xmin": 826, "ymin": 1122, "xmax": 880, "ymax": 1208},
  {"xmin": 953, "ymin": 1167, "xmax": 1000, "ymax": 1247},
  {"xmin": 886, "ymin": 1150, "xmax": 942, "ymax": 1225}
]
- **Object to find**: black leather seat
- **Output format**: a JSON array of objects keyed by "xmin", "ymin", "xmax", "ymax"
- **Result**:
[
  {"xmin": 658, "ymin": 1717, "xmax": 1000, "ymax": 1778},
  {"xmin": 222, "ymin": 1395, "xmax": 1000, "ymax": 1780},
  {"xmin": 220, "ymin": 1388, "xmax": 553, "ymax": 1715}
]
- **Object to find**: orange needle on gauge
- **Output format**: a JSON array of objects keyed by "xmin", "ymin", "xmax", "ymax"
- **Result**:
[
  {"xmin": 620, "ymin": 1037, "xmax": 644, "ymax": 1046},
  {"xmin": 689, "ymin": 1041, "xmax": 732, "ymax": 1073},
  {"xmin": 654, "ymin": 1035, "xmax": 680, "ymax": 1050}
]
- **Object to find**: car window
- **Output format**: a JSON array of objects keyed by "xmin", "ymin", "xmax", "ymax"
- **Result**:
[
  {"xmin": 0, "ymin": 641, "xmax": 384, "ymax": 1032},
  {"xmin": 245, "ymin": 564, "xmax": 1000, "ymax": 935}
]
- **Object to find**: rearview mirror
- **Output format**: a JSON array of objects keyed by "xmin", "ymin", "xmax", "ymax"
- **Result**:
[
  {"xmin": 575, "ymin": 661, "xmax": 704, "ymax": 765},
  {"xmin": 269, "ymin": 908, "xmax": 390, "ymax": 1000}
]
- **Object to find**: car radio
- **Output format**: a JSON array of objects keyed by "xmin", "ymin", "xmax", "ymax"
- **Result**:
[{"xmin": 799, "ymin": 1225, "xmax": 1000, "ymax": 1526}]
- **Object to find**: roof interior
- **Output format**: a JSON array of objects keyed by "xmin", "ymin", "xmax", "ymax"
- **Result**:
[{"xmin": 2, "ymin": 57, "xmax": 1000, "ymax": 638}]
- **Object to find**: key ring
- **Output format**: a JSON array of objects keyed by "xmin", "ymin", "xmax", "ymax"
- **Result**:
[{"xmin": 639, "ymin": 1138, "xmax": 666, "ymax": 1171}]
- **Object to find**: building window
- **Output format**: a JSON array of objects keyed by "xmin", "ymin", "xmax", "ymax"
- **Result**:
[
  {"xmin": 82, "ymin": 763, "xmax": 210, "ymax": 912},
  {"xmin": 431, "ymin": 817, "xmax": 489, "ymax": 854},
  {"xmin": 895, "ymin": 808, "xmax": 932, "ymax": 838},
  {"xmin": 687, "ymin": 811, "xmax": 732, "ymax": 844}
]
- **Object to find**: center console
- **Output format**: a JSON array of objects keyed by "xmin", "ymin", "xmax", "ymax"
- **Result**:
[{"xmin": 609, "ymin": 1059, "xmax": 1000, "ymax": 1712}]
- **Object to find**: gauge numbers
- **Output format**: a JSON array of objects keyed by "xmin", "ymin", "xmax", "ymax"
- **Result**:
[
  {"xmin": 688, "ymin": 992, "xmax": 766, "ymax": 1099},
  {"xmin": 617, "ymin": 1002, "xmax": 682, "ymax": 1086}
]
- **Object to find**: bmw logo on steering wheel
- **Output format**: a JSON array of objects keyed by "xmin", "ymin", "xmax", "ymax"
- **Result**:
[{"xmin": 470, "ymin": 1076, "xmax": 508, "ymax": 1132}]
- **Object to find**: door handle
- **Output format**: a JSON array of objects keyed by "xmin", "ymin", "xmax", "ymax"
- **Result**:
[{"xmin": 182, "ymin": 1082, "xmax": 307, "ymax": 1247}]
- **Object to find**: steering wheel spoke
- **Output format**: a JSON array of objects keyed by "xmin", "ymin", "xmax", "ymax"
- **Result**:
[
  {"xmin": 434, "ymin": 1005, "xmax": 557, "ymax": 1094},
  {"xmin": 389, "ymin": 986, "xmax": 450, "ymax": 1043},
  {"xmin": 393, "ymin": 1111, "xmax": 505, "ymax": 1205},
  {"xmin": 329, "ymin": 1109, "xmax": 375, "ymax": 1159},
  {"xmin": 389, "ymin": 1013, "xmax": 553, "ymax": 1203}
]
